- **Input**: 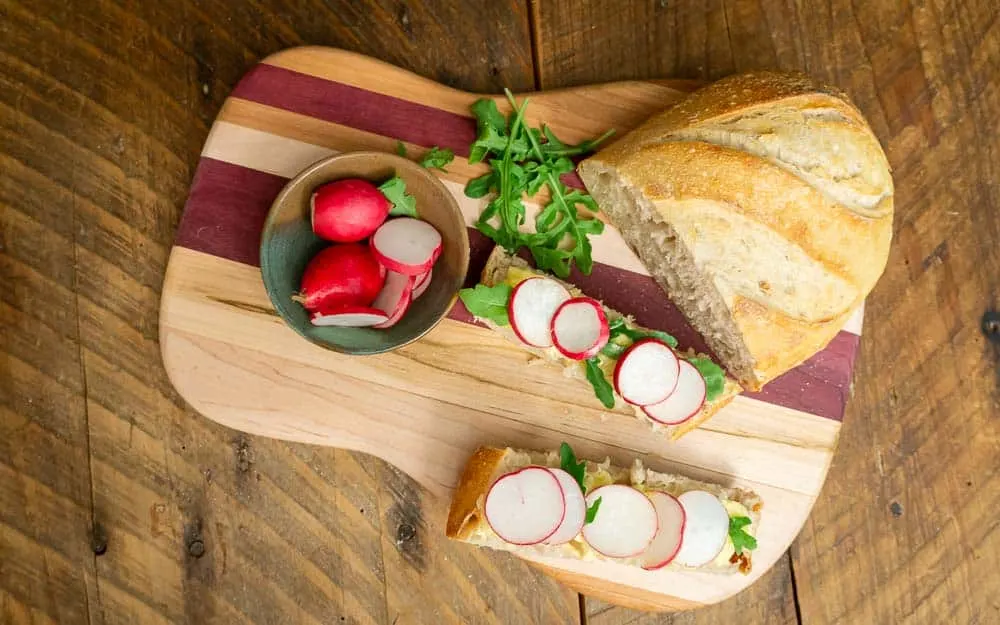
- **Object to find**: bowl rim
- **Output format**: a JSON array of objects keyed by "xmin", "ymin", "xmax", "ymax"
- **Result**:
[{"xmin": 258, "ymin": 150, "xmax": 470, "ymax": 355}]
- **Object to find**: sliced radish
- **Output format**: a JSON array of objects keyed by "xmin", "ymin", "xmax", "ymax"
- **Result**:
[
  {"xmin": 543, "ymin": 469, "xmax": 587, "ymax": 545},
  {"xmin": 508, "ymin": 278, "xmax": 572, "ymax": 348},
  {"xmin": 581, "ymin": 485, "xmax": 658, "ymax": 558},
  {"xmin": 484, "ymin": 467, "xmax": 566, "ymax": 546},
  {"xmin": 310, "ymin": 306, "xmax": 389, "ymax": 327},
  {"xmin": 642, "ymin": 360, "xmax": 707, "ymax": 425},
  {"xmin": 673, "ymin": 490, "xmax": 730, "ymax": 567},
  {"xmin": 640, "ymin": 491, "xmax": 686, "ymax": 570},
  {"xmin": 371, "ymin": 271, "xmax": 414, "ymax": 329},
  {"xmin": 550, "ymin": 297, "xmax": 610, "ymax": 360},
  {"xmin": 613, "ymin": 339, "xmax": 680, "ymax": 406},
  {"xmin": 370, "ymin": 217, "xmax": 442, "ymax": 276},
  {"xmin": 412, "ymin": 269, "xmax": 433, "ymax": 300}
]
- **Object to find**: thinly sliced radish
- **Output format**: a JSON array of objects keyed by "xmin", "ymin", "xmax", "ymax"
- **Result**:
[
  {"xmin": 508, "ymin": 278, "xmax": 572, "ymax": 348},
  {"xmin": 484, "ymin": 467, "xmax": 566, "ymax": 546},
  {"xmin": 640, "ymin": 491, "xmax": 686, "ymax": 570},
  {"xmin": 673, "ymin": 490, "xmax": 730, "ymax": 567},
  {"xmin": 613, "ymin": 339, "xmax": 680, "ymax": 406},
  {"xmin": 370, "ymin": 217, "xmax": 442, "ymax": 276},
  {"xmin": 371, "ymin": 271, "xmax": 414, "ymax": 329},
  {"xmin": 550, "ymin": 297, "xmax": 610, "ymax": 360},
  {"xmin": 543, "ymin": 469, "xmax": 587, "ymax": 545},
  {"xmin": 581, "ymin": 485, "xmax": 658, "ymax": 558},
  {"xmin": 310, "ymin": 306, "xmax": 389, "ymax": 327},
  {"xmin": 412, "ymin": 269, "xmax": 433, "ymax": 300},
  {"xmin": 642, "ymin": 360, "xmax": 707, "ymax": 425}
]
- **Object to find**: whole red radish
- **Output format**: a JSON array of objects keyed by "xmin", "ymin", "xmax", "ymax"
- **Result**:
[
  {"xmin": 295, "ymin": 244, "xmax": 385, "ymax": 312},
  {"xmin": 311, "ymin": 179, "xmax": 391, "ymax": 242}
]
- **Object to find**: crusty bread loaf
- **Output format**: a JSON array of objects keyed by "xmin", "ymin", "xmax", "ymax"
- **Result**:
[
  {"xmin": 578, "ymin": 71, "xmax": 893, "ymax": 391},
  {"xmin": 479, "ymin": 247, "xmax": 742, "ymax": 440},
  {"xmin": 446, "ymin": 446, "xmax": 762, "ymax": 574}
]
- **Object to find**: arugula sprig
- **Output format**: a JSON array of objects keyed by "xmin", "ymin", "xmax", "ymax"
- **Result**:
[
  {"xmin": 729, "ymin": 516, "xmax": 758, "ymax": 555},
  {"xmin": 458, "ymin": 284, "xmax": 511, "ymax": 326},
  {"xmin": 419, "ymin": 147, "xmax": 455, "ymax": 171},
  {"xmin": 559, "ymin": 442, "xmax": 601, "ymax": 524},
  {"xmin": 466, "ymin": 91, "xmax": 614, "ymax": 278},
  {"xmin": 378, "ymin": 176, "xmax": 417, "ymax": 217}
]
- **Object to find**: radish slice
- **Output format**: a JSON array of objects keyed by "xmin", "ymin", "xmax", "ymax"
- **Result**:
[
  {"xmin": 581, "ymin": 485, "xmax": 658, "ymax": 558},
  {"xmin": 508, "ymin": 278, "xmax": 572, "ymax": 348},
  {"xmin": 484, "ymin": 467, "xmax": 566, "ymax": 546},
  {"xmin": 370, "ymin": 217, "xmax": 442, "ymax": 276},
  {"xmin": 673, "ymin": 490, "xmax": 730, "ymax": 567},
  {"xmin": 613, "ymin": 339, "xmax": 680, "ymax": 406},
  {"xmin": 310, "ymin": 306, "xmax": 390, "ymax": 327},
  {"xmin": 543, "ymin": 469, "xmax": 587, "ymax": 545},
  {"xmin": 642, "ymin": 360, "xmax": 707, "ymax": 425},
  {"xmin": 371, "ymin": 271, "xmax": 414, "ymax": 329},
  {"xmin": 640, "ymin": 491, "xmax": 686, "ymax": 570},
  {"xmin": 412, "ymin": 269, "xmax": 433, "ymax": 300},
  {"xmin": 550, "ymin": 297, "xmax": 610, "ymax": 360}
]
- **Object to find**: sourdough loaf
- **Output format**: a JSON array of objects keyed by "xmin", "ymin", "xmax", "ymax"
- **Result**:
[{"xmin": 578, "ymin": 71, "xmax": 893, "ymax": 390}]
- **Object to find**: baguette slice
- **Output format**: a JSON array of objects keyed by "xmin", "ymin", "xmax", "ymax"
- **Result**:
[
  {"xmin": 478, "ymin": 246, "xmax": 742, "ymax": 440},
  {"xmin": 446, "ymin": 446, "xmax": 762, "ymax": 574}
]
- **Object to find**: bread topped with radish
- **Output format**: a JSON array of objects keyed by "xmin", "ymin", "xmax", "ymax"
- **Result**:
[
  {"xmin": 459, "ymin": 247, "xmax": 742, "ymax": 440},
  {"xmin": 447, "ymin": 444, "xmax": 761, "ymax": 574}
]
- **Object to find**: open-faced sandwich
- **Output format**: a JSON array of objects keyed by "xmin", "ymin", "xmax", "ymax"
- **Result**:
[{"xmin": 447, "ymin": 444, "xmax": 761, "ymax": 574}]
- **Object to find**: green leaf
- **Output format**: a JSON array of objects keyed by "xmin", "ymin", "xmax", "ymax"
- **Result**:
[
  {"xmin": 689, "ymin": 356, "xmax": 726, "ymax": 402},
  {"xmin": 585, "ymin": 496, "xmax": 602, "ymax": 524},
  {"xmin": 464, "ymin": 172, "xmax": 496, "ymax": 198},
  {"xmin": 584, "ymin": 358, "xmax": 616, "ymax": 409},
  {"xmin": 471, "ymin": 98, "xmax": 507, "ymax": 134},
  {"xmin": 458, "ymin": 284, "xmax": 512, "ymax": 326},
  {"xmin": 418, "ymin": 146, "xmax": 455, "ymax": 171},
  {"xmin": 600, "ymin": 341, "xmax": 627, "ymax": 359},
  {"xmin": 559, "ymin": 442, "xmax": 587, "ymax": 492},
  {"xmin": 378, "ymin": 176, "xmax": 418, "ymax": 217},
  {"xmin": 606, "ymin": 318, "xmax": 679, "ymax": 349},
  {"xmin": 395, "ymin": 141, "xmax": 407, "ymax": 157},
  {"xmin": 729, "ymin": 516, "xmax": 758, "ymax": 555},
  {"xmin": 530, "ymin": 246, "xmax": 573, "ymax": 279}
]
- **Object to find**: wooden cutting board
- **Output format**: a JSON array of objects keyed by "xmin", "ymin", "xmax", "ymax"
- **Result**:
[{"xmin": 160, "ymin": 46, "xmax": 862, "ymax": 611}]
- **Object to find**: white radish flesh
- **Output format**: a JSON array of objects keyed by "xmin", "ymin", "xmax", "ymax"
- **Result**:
[
  {"xmin": 550, "ymin": 297, "xmax": 610, "ymax": 360},
  {"xmin": 508, "ymin": 278, "xmax": 572, "ymax": 348},
  {"xmin": 640, "ymin": 491, "xmax": 686, "ymax": 570},
  {"xmin": 484, "ymin": 467, "xmax": 566, "ymax": 546},
  {"xmin": 613, "ymin": 339, "xmax": 680, "ymax": 406},
  {"xmin": 370, "ymin": 217, "xmax": 442, "ymax": 276},
  {"xmin": 310, "ymin": 307, "xmax": 389, "ymax": 327},
  {"xmin": 673, "ymin": 490, "xmax": 730, "ymax": 567},
  {"xmin": 581, "ymin": 485, "xmax": 658, "ymax": 558},
  {"xmin": 412, "ymin": 269, "xmax": 433, "ymax": 300},
  {"xmin": 371, "ymin": 271, "xmax": 414, "ymax": 329},
  {"xmin": 642, "ymin": 360, "xmax": 708, "ymax": 425},
  {"xmin": 543, "ymin": 469, "xmax": 587, "ymax": 545}
]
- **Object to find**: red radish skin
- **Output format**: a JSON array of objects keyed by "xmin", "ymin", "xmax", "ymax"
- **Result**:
[
  {"xmin": 412, "ymin": 269, "xmax": 433, "ymax": 300},
  {"xmin": 642, "ymin": 359, "xmax": 707, "ymax": 425},
  {"xmin": 542, "ymin": 469, "xmax": 587, "ymax": 545},
  {"xmin": 371, "ymin": 271, "xmax": 414, "ymax": 329},
  {"xmin": 613, "ymin": 339, "xmax": 681, "ymax": 406},
  {"xmin": 371, "ymin": 217, "xmax": 442, "ymax": 276},
  {"xmin": 310, "ymin": 306, "xmax": 390, "ymax": 327},
  {"xmin": 295, "ymin": 244, "xmax": 386, "ymax": 312},
  {"xmin": 550, "ymin": 297, "xmax": 610, "ymax": 360},
  {"xmin": 673, "ymin": 491, "xmax": 730, "ymax": 567},
  {"xmin": 640, "ymin": 491, "xmax": 686, "ymax": 570},
  {"xmin": 581, "ymin": 485, "xmax": 658, "ymax": 558},
  {"xmin": 311, "ymin": 179, "xmax": 390, "ymax": 243},
  {"xmin": 508, "ymin": 278, "xmax": 572, "ymax": 348},
  {"xmin": 484, "ymin": 467, "xmax": 566, "ymax": 546}
]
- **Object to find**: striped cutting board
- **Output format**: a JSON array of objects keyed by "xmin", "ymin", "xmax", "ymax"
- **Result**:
[{"xmin": 160, "ymin": 47, "xmax": 861, "ymax": 611}]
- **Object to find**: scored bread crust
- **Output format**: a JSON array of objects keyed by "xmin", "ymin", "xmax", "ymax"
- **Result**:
[
  {"xmin": 479, "ymin": 246, "xmax": 742, "ymax": 440},
  {"xmin": 578, "ymin": 71, "xmax": 893, "ymax": 391},
  {"xmin": 446, "ymin": 446, "xmax": 762, "ymax": 574}
]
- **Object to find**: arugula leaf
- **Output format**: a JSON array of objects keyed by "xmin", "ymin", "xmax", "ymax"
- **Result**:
[
  {"xmin": 606, "ymin": 317, "xmax": 679, "ymax": 349},
  {"xmin": 457, "ymin": 284, "xmax": 512, "ymax": 326},
  {"xmin": 559, "ymin": 442, "xmax": 587, "ymax": 492},
  {"xmin": 729, "ymin": 516, "xmax": 758, "ymax": 555},
  {"xmin": 419, "ymin": 147, "xmax": 455, "ymax": 171},
  {"xmin": 600, "ymin": 341, "xmax": 627, "ymax": 359},
  {"xmin": 395, "ymin": 141, "xmax": 407, "ymax": 157},
  {"xmin": 585, "ymin": 497, "xmax": 602, "ymax": 524},
  {"xmin": 464, "ymin": 172, "xmax": 496, "ymax": 198},
  {"xmin": 584, "ymin": 358, "xmax": 616, "ymax": 409},
  {"xmin": 378, "ymin": 176, "xmax": 418, "ymax": 217},
  {"xmin": 689, "ymin": 357, "xmax": 726, "ymax": 402}
]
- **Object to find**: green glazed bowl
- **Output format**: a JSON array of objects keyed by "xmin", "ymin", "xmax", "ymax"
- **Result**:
[{"xmin": 260, "ymin": 152, "xmax": 470, "ymax": 355}]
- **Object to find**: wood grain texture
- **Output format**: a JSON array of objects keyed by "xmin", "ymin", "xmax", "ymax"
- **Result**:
[{"xmin": 535, "ymin": 0, "xmax": 1000, "ymax": 623}]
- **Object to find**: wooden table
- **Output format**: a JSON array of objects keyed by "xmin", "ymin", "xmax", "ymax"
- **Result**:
[{"xmin": 2, "ymin": 1, "xmax": 998, "ymax": 623}]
